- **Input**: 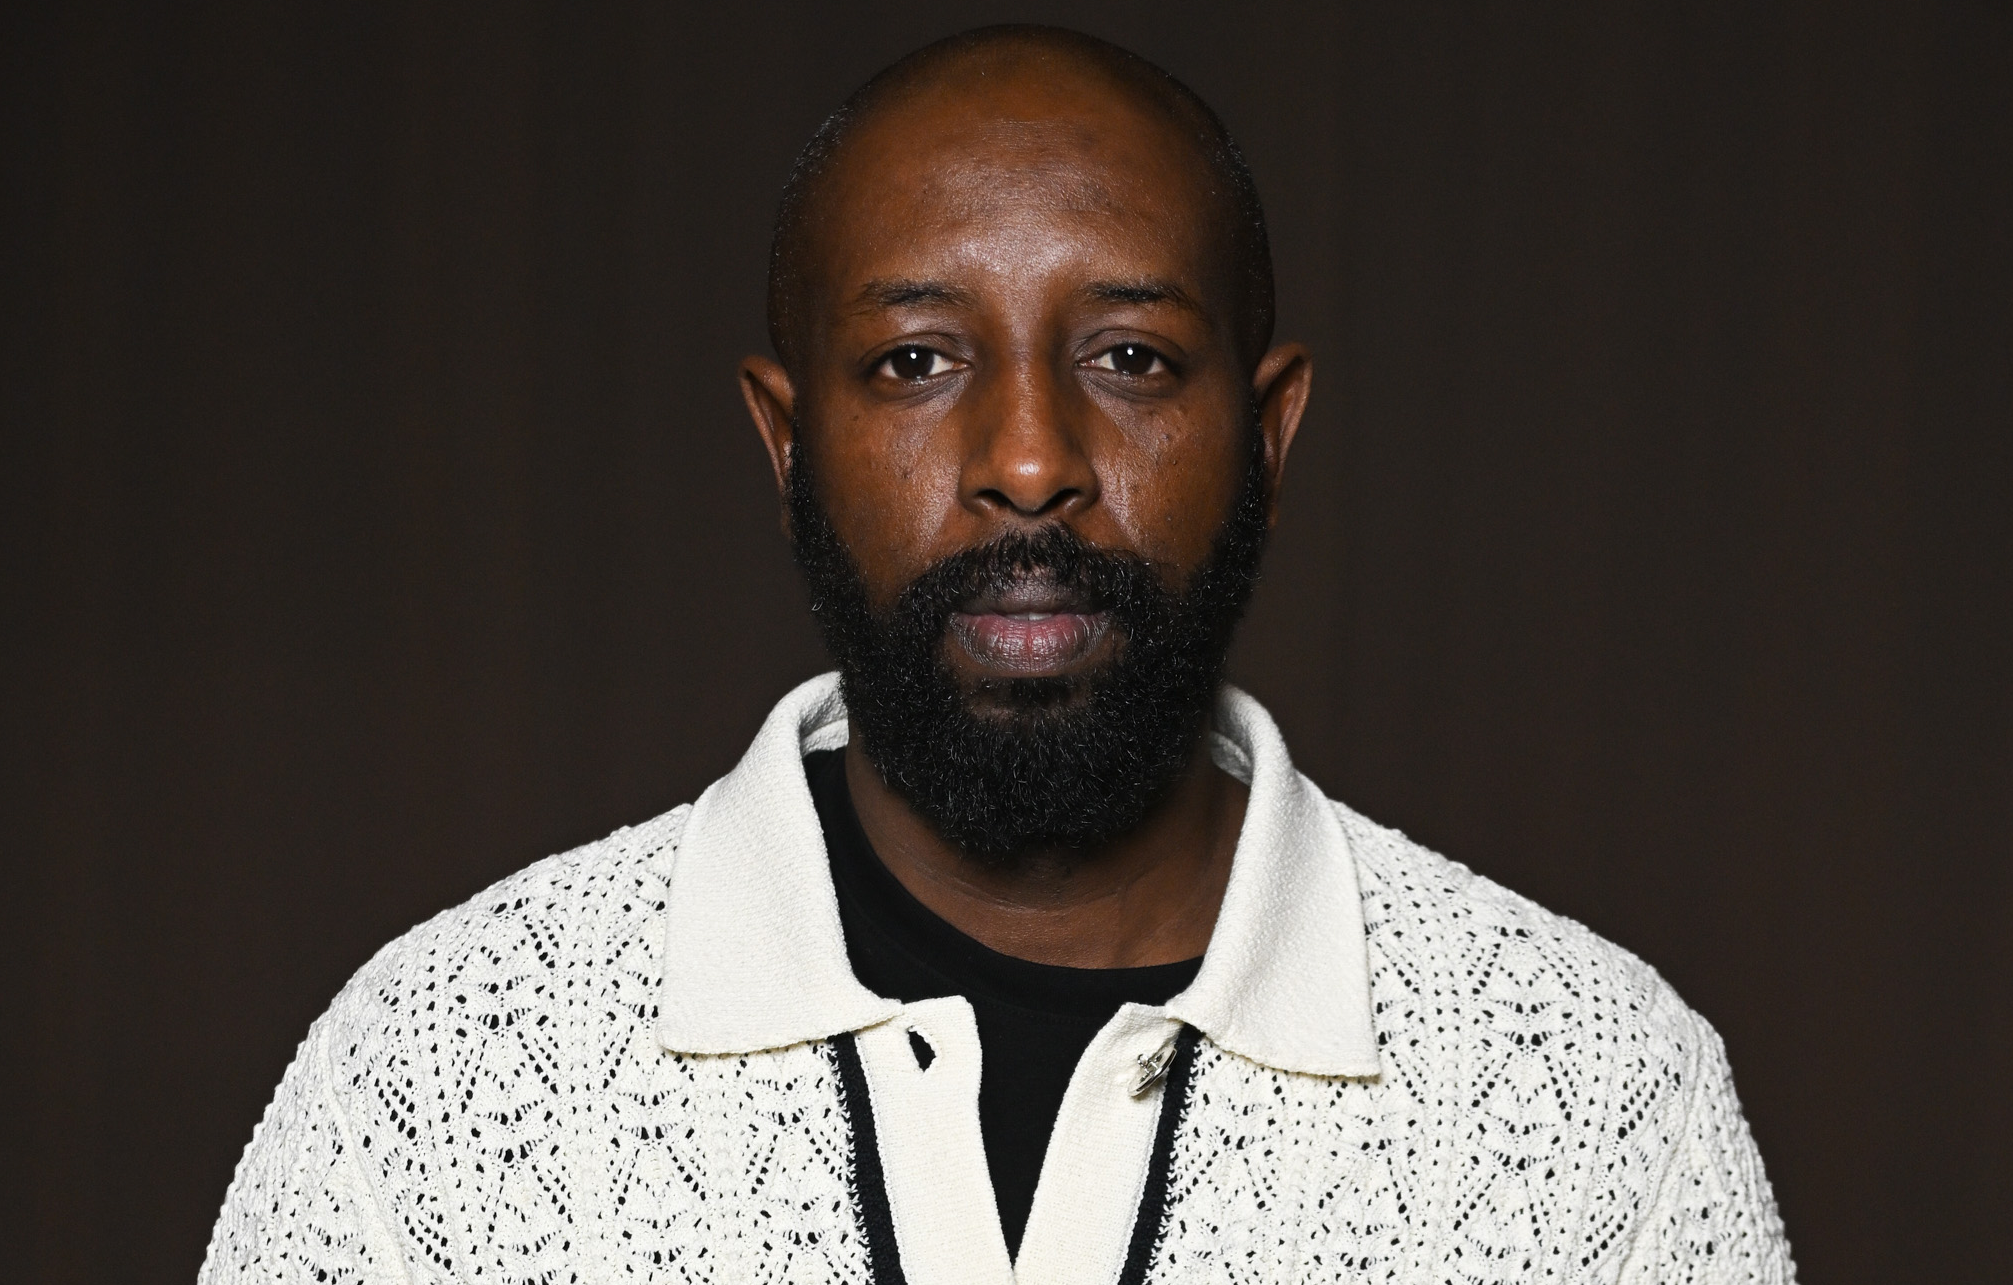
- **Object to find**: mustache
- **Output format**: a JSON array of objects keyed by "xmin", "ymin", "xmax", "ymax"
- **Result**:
[{"xmin": 888, "ymin": 524, "xmax": 1168, "ymax": 631}]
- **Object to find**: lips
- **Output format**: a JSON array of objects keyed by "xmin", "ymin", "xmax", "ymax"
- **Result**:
[{"xmin": 946, "ymin": 580, "xmax": 1113, "ymax": 676}]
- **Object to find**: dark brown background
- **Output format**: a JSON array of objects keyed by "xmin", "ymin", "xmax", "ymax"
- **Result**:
[{"xmin": 5, "ymin": 2, "xmax": 2008, "ymax": 1281}]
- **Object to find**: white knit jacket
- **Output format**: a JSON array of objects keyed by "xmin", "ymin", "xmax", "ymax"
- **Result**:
[{"xmin": 202, "ymin": 675, "xmax": 1794, "ymax": 1284}]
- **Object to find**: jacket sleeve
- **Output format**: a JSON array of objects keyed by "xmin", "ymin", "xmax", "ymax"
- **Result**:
[
  {"xmin": 199, "ymin": 1020, "xmax": 418, "ymax": 1285},
  {"xmin": 1617, "ymin": 1016, "xmax": 1796, "ymax": 1284}
]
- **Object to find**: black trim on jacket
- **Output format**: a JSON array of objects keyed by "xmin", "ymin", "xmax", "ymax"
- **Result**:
[
  {"xmin": 831, "ymin": 1032, "xmax": 908, "ymax": 1285},
  {"xmin": 1117, "ymin": 1024, "xmax": 1204, "ymax": 1285}
]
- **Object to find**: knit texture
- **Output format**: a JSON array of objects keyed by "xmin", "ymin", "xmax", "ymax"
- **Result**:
[
  {"xmin": 1142, "ymin": 807, "xmax": 1790, "ymax": 1284},
  {"xmin": 202, "ymin": 796, "xmax": 1791, "ymax": 1283},
  {"xmin": 202, "ymin": 803, "xmax": 875, "ymax": 1284}
]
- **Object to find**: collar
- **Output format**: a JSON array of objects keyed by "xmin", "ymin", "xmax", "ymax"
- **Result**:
[{"xmin": 654, "ymin": 673, "xmax": 1380, "ymax": 1078}]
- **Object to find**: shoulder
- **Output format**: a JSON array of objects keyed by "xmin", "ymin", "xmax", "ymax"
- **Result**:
[
  {"xmin": 1336, "ymin": 797, "xmax": 1720, "ymax": 1069},
  {"xmin": 309, "ymin": 802, "xmax": 693, "ymax": 1073},
  {"xmin": 1331, "ymin": 799, "xmax": 1758, "ymax": 1256},
  {"xmin": 208, "ymin": 805, "xmax": 700, "ymax": 1269}
]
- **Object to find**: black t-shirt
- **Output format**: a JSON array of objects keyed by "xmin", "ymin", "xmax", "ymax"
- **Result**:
[{"xmin": 803, "ymin": 749, "xmax": 1202, "ymax": 1260}]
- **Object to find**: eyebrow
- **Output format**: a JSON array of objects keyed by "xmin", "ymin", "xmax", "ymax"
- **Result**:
[
  {"xmin": 1084, "ymin": 278, "xmax": 1202, "ymax": 312},
  {"xmin": 851, "ymin": 279, "xmax": 980, "ymax": 310},
  {"xmin": 849, "ymin": 277, "xmax": 1205, "ymax": 314}
]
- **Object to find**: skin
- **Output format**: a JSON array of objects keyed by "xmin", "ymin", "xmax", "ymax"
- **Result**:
[{"xmin": 740, "ymin": 47, "xmax": 1312, "ymax": 969}]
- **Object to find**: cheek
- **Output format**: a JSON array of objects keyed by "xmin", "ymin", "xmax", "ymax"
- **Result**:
[
  {"xmin": 1096, "ymin": 414, "xmax": 1250, "ymax": 571},
  {"xmin": 810, "ymin": 410, "xmax": 966, "ymax": 598}
]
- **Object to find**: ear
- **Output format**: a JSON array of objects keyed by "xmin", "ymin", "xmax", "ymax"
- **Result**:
[
  {"xmin": 739, "ymin": 354, "xmax": 799, "ymax": 497},
  {"xmin": 1250, "ymin": 342, "xmax": 1313, "ymax": 523}
]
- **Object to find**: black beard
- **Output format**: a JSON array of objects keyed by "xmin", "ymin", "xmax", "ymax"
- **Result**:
[{"xmin": 786, "ymin": 423, "xmax": 1270, "ymax": 862}]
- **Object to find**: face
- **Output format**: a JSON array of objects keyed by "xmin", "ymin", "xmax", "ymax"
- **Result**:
[{"xmin": 743, "ymin": 60, "xmax": 1311, "ymax": 854}]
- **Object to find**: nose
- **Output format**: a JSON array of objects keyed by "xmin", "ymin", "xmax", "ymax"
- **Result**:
[{"xmin": 958, "ymin": 361, "xmax": 1100, "ymax": 521}]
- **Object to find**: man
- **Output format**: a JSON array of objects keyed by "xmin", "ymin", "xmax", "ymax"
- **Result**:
[{"xmin": 204, "ymin": 26, "xmax": 1793, "ymax": 1284}]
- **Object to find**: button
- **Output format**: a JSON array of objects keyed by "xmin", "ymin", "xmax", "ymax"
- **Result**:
[{"xmin": 1129, "ymin": 1035, "xmax": 1178, "ymax": 1096}]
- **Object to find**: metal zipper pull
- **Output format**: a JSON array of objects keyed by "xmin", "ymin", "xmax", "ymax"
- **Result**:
[{"xmin": 1130, "ymin": 1035, "xmax": 1179, "ymax": 1096}]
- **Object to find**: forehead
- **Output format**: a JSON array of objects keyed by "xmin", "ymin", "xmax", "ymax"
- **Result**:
[{"xmin": 806, "ymin": 65, "xmax": 1231, "ymax": 307}]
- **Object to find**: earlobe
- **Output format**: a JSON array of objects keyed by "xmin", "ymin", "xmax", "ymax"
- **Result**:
[{"xmin": 739, "ymin": 355, "xmax": 800, "ymax": 495}]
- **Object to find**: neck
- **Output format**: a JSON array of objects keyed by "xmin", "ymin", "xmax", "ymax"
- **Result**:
[{"xmin": 841, "ymin": 731, "xmax": 1246, "ymax": 969}]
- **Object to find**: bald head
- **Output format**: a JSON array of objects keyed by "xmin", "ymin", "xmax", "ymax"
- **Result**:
[{"xmin": 766, "ymin": 25, "xmax": 1275, "ymax": 374}]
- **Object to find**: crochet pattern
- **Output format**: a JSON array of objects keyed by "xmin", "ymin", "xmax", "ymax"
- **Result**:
[
  {"xmin": 202, "ymin": 797, "xmax": 1791, "ymax": 1283},
  {"xmin": 1141, "ymin": 808, "xmax": 1789, "ymax": 1283},
  {"xmin": 205, "ymin": 805, "xmax": 874, "ymax": 1283}
]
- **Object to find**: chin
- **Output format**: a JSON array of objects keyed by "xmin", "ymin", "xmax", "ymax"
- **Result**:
[{"xmin": 963, "ymin": 669, "xmax": 1104, "ymax": 717}]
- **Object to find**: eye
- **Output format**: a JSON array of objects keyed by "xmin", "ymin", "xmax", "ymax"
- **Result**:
[
  {"xmin": 878, "ymin": 345, "xmax": 955, "ymax": 381},
  {"xmin": 1087, "ymin": 343, "xmax": 1168, "ymax": 377}
]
